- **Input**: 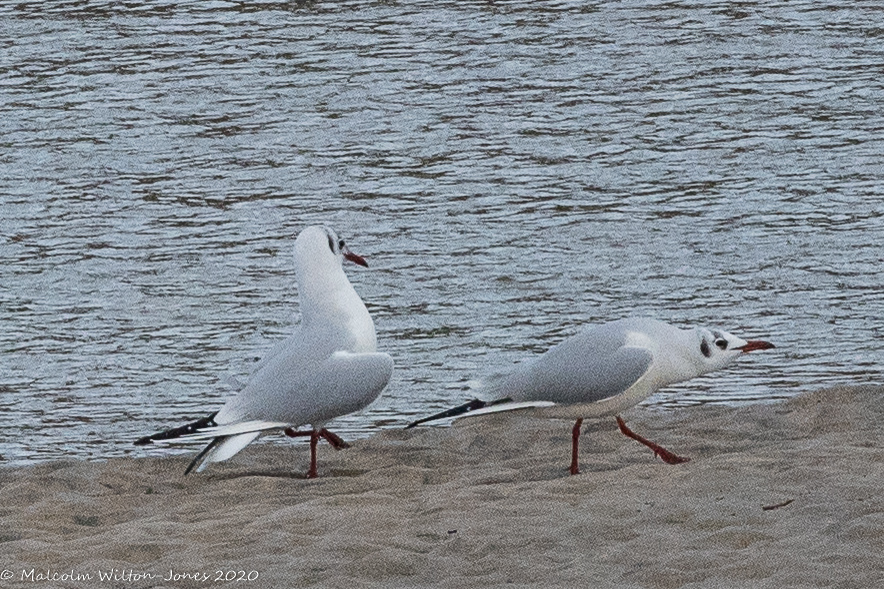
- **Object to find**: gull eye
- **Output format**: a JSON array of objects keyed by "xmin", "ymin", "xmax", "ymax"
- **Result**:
[
  {"xmin": 715, "ymin": 339, "xmax": 728, "ymax": 350},
  {"xmin": 700, "ymin": 340, "xmax": 711, "ymax": 358},
  {"xmin": 338, "ymin": 239, "xmax": 345, "ymax": 249}
]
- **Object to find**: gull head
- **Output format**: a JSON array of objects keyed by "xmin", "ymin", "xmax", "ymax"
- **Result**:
[
  {"xmin": 295, "ymin": 225, "xmax": 369, "ymax": 271},
  {"xmin": 693, "ymin": 327, "xmax": 775, "ymax": 374}
]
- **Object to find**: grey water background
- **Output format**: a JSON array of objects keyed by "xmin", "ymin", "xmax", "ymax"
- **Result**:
[{"xmin": 1, "ymin": 0, "xmax": 882, "ymax": 465}]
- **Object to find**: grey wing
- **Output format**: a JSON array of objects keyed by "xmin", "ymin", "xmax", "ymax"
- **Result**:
[
  {"xmin": 308, "ymin": 351, "xmax": 394, "ymax": 422},
  {"xmin": 498, "ymin": 338, "xmax": 653, "ymax": 405},
  {"xmin": 251, "ymin": 329, "xmax": 303, "ymax": 375},
  {"xmin": 217, "ymin": 332, "xmax": 303, "ymax": 392},
  {"xmin": 217, "ymin": 351, "xmax": 393, "ymax": 426}
]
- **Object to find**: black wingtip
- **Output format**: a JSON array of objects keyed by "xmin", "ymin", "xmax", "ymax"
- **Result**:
[
  {"xmin": 405, "ymin": 398, "xmax": 503, "ymax": 429},
  {"xmin": 134, "ymin": 412, "xmax": 219, "ymax": 446}
]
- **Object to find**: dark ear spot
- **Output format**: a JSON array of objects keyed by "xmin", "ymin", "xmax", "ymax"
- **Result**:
[
  {"xmin": 327, "ymin": 234, "xmax": 336, "ymax": 253},
  {"xmin": 700, "ymin": 339, "xmax": 711, "ymax": 358}
]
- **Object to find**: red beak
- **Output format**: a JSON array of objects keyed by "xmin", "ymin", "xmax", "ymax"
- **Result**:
[
  {"xmin": 342, "ymin": 246, "xmax": 368, "ymax": 268},
  {"xmin": 739, "ymin": 340, "xmax": 775, "ymax": 352}
]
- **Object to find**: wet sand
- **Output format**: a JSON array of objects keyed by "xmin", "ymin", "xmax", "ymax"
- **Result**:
[{"xmin": 2, "ymin": 385, "xmax": 882, "ymax": 588}]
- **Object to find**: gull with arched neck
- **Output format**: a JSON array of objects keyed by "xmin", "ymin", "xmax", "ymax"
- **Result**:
[
  {"xmin": 407, "ymin": 317, "xmax": 774, "ymax": 475},
  {"xmin": 135, "ymin": 225, "xmax": 393, "ymax": 478}
]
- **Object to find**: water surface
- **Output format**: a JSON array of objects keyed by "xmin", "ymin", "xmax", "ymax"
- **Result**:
[{"xmin": 1, "ymin": 0, "xmax": 882, "ymax": 465}]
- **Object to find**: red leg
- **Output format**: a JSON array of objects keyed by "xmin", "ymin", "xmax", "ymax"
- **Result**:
[
  {"xmin": 283, "ymin": 428, "xmax": 350, "ymax": 478},
  {"xmin": 283, "ymin": 428, "xmax": 321, "ymax": 478},
  {"xmin": 318, "ymin": 428, "xmax": 351, "ymax": 450},
  {"xmin": 615, "ymin": 415, "xmax": 690, "ymax": 464},
  {"xmin": 306, "ymin": 431, "xmax": 319, "ymax": 479},
  {"xmin": 570, "ymin": 418, "xmax": 584, "ymax": 475}
]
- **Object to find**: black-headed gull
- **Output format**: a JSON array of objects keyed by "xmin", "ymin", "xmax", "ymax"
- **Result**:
[
  {"xmin": 135, "ymin": 226, "xmax": 393, "ymax": 478},
  {"xmin": 407, "ymin": 317, "xmax": 774, "ymax": 475}
]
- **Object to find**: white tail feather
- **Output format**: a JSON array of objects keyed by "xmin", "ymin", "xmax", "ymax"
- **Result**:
[{"xmin": 195, "ymin": 432, "xmax": 261, "ymax": 472}]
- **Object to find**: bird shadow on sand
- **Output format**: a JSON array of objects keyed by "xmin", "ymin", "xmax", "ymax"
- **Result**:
[
  {"xmin": 207, "ymin": 470, "xmax": 312, "ymax": 481},
  {"xmin": 207, "ymin": 468, "xmax": 370, "ymax": 481}
]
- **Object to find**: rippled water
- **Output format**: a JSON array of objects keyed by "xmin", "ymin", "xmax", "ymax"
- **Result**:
[{"xmin": 1, "ymin": 0, "xmax": 882, "ymax": 465}]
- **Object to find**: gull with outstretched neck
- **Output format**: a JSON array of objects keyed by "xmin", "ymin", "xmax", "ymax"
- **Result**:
[
  {"xmin": 135, "ymin": 225, "xmax": 393, "ymax": 478},
  {"xmin": 407, "ymin": 317, "xmax": 774, "ymax": 475}
]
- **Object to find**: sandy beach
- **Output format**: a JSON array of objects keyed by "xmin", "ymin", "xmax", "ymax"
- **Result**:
[{"xmin": 2, "ymin": 384, "xmax": 882, "ymax": 588}]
